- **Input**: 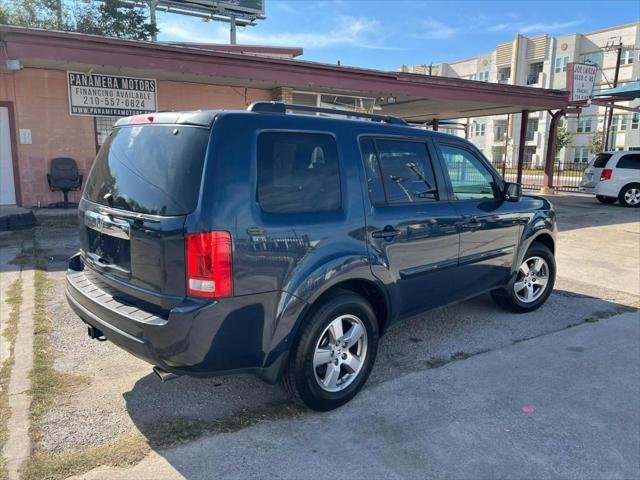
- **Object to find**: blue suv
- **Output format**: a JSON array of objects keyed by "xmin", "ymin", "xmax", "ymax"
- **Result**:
[{"xmin": 66, "ymin": 102, "xmax": 557, "ymax": 411}]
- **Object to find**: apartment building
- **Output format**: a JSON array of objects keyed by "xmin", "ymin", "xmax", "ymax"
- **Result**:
[{"xmin": 401, "ymin": 22, "xmax": 640, "ymax": 169}]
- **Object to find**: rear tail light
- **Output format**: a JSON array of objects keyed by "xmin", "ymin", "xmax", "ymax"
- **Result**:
[
  {"xmin": 129, "ymin": 114, "xmax": 155, "ymax": 124},
  {"xmin": 600, "ymin": 169, "xmax": 613, "ymax": 181},
  {"xmin": 186, "ymin": 231, "xmax": 233, "ymax": 298}
]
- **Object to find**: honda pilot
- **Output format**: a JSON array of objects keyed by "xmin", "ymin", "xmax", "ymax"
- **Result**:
[{"xmin": 66, "ymin": 102, "xmax": 557, "ymax": 411}]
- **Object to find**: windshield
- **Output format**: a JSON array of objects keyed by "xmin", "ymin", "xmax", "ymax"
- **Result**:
[{"xmin": 84, "ymin": 125, "xmax": 209, "ymax": 216}]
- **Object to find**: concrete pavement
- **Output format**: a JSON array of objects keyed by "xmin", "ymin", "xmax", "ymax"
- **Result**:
[{"xmin": 73, "ymin": 310, "xmax": 640, "ymax": 480}]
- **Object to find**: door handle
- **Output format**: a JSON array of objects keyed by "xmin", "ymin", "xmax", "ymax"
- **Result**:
[
  {"xmin": 371, "ymin": 226, "xmax": 401, "ymax": 240},
  {"xmin": 461, "ymin": 216, "xmax": 481, "ymax": 231}
]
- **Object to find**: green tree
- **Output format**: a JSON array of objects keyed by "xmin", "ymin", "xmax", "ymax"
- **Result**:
[
  {"xmin": 75, "ymin": 0, "xmax": 157, "ymax": 41},
  {"xmin": 0, "ymin": 0, "xmax": 61, "ymax": 29},
  {"xmin": 555, "ymin": 126, "xmax": 572, "ymax": 154},
  {"xmin": 1, "ymin": 0, "xmax": 157, "ymax": 41},
  {"xmin": 589, "ymin": 132, "xmax": 605, "ymax": 154}
]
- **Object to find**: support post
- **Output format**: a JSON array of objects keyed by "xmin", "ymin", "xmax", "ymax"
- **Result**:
[
  {"xmin": 230, "ymin": 15, "xmax": 237, "ymax": 44},
  {"xmin": 516, "ymin": 110, "xmax": 529, "ymax": 185},
  {"xmin": 432, "ymin": 119, "xmax": 439, "ymax": 131},
  {"xmin": 541, "ymin": 109, "xmax": 565, "ymax": 194}
]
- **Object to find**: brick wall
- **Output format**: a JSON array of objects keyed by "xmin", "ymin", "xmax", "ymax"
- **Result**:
[{"xmin": 0, "ymin": 69, "xmax": 274, "ymax": 207}]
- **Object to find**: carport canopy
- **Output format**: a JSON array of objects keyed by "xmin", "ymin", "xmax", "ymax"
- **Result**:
[{"xmin": 1, "ymin": 25, "xmax": 573, "ymax": 190}]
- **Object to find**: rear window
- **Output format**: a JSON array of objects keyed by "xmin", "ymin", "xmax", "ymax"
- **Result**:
[
  {"xmin": 257, "ymin": 132, "xmax": 341, "ymax": 214},
  {"xmin": 84, "ymin": 125, "xmax": 209, "ymax": 215},
  {"xmin": 616, "ymin": 154, "xmax": 640, "ymax": 169},
  {"xmin": 592, "ymin": 153, "xmax": 612, "ymax": 168}
]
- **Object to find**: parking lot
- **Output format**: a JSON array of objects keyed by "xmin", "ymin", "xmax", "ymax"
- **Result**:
[{"xmin": 1, "ymin": 193, "xmax": 639, "ymax": 480}]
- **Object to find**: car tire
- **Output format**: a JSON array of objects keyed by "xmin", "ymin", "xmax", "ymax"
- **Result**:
[
  {"xmin": 282, "ymin": 292, "xmax": 379, "ymax": 411},
  {"xmin": 596, "ymin": 195, "xmax": 617, "ymax": 204},
  {"xmin": 618, "ymin": 183, "xmax": 640, "ymax": 208},
  {"xmin": 491, "ymin": 243, "xmax": 556, "ymax": 313}
]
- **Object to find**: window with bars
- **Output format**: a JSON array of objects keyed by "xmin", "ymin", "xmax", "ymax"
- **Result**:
[{"xmin": 95, "ymin": 117, "xmax": 118, "ymax": 150}]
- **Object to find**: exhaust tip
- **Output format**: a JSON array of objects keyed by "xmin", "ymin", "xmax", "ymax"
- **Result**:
[{"xmin": 153, "ymin": 366, "xmax": 178, "ymax": 382}]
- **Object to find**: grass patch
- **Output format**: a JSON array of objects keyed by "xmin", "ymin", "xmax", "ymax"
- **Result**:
[
  {"xmin": 29, "ymin": 269, "xmax": 90, "ymax": 450},
  {"xmin": 20, "ymin": 435, "xmax": 149, "ymax": 480},
  {"xmin": 21, "ymin": 402, "xmax": 303, "ymax": 480},
  {"xmin": 0, "ymin": 278, "xmax": 23, "ymax": 480}
]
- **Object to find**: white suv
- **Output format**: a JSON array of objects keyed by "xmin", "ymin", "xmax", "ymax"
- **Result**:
[{"xmin": 580, "ymin": 151, "xmax": 640, "ymax": 207}]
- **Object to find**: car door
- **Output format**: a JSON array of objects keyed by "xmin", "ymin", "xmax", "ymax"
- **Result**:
[
  {"xmin": 360, "ymin": 136, "xmax": 461, "ymax": 319},
  {"xmin": 436, "ymin": 141, "xmax": 523, "ymax": 297},
  {"xmin": 614, "ymin": 153, "xmax": 640, "ymax": 191}
]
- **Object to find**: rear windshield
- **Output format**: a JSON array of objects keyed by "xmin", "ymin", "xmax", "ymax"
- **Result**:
[
  {"xmin": 84, "ymin": 125, "xmax": 209, "ymax": 215},
  {"xmin": 592, "ymin": 153, "xmax": 612, "ymax": 168}
]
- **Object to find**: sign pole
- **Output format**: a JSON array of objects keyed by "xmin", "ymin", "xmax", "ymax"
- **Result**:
[
  {"xmin": 230, "ymin": 15, "xmax": 237, "ymax": 44},
  {"xmin": 604, "ymin": 42, "xmax": 623, "ymax": 151}
]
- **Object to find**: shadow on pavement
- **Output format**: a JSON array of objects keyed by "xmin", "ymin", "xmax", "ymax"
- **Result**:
[{"xmin": 122, "ymin": 287, "xmax": 637, "ymax": 469}]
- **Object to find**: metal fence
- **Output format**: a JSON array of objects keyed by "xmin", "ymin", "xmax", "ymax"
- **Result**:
[{"xmin": 491, "ymin": 160, "xmax": 588, "ymax": 192}]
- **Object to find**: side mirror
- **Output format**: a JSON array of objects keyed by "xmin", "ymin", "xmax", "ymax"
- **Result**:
[{"xmin": 504, "ymin": 182, "xmax": 522, "ymax": 202}]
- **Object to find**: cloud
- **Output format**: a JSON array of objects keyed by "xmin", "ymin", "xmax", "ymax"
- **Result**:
[
  {"xmin": 489, "ymin": 19, "xmax": 584, "ymax": 35},
  {"xmin": 520, "ymin": 19, "xmax": 584, "ymax": 34},
  {"xmin": 413, "ymin": 18, "xmax": 459, "ymax": 40},
  {"xmin": 159, "ymin": 15, "xmax": 400, "ymax": 50}
]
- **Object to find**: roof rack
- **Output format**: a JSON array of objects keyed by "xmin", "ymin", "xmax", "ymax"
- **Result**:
[{"xmin": 247, "ymin": 101, "xmax": 408, "ymax": 126}]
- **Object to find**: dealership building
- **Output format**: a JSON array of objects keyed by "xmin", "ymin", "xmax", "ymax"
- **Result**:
[{"xmin": 0, "ymin": 25, "xmax": 572, "ymax": 208}]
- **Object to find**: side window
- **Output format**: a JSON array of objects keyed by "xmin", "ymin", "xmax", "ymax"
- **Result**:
[
  {"xmin": 616, "ymin": 154, "xmax": 640, "ymax": 170},
  {"xmin": 257, "ymin": 132, "xmax": 340, "ymax": 214},
  {"xmin": 361, "ymin": 139, "xmax": 438, "ymax": 205},
  {"xmin": 440, "ymin": 145, "xmax": 499, "ymax": 201}
]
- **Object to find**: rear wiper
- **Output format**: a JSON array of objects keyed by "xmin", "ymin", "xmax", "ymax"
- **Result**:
[{"xmin": 98, "ymin": 207, "xmax": 161, "ymax": 224}]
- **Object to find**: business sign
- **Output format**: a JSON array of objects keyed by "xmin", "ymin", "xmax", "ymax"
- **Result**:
[
  {"xmin": 67, "ymin": 72, "xmax": 157, "ymax": 117},
  {"xmin": 567, "ymin": 62, "xmax": 598, "ymax": 102},
  {"xmin": 158, "ymin": 0, "xmax": 265, "ymax": 19}
]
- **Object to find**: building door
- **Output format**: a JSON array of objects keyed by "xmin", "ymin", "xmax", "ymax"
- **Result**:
[{"xmin": 0, "ymin": 107, "xmax": 17, "ymax": 205}]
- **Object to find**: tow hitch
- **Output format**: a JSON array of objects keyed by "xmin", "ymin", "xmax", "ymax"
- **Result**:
[{"xmin": 87, "ymin": 325, "xmax": 107, "ymax": 342}]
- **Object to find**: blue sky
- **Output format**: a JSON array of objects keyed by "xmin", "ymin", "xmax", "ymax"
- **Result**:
[{"xmin": 157, "ymin": 1, "xmax": 639, "ymax": 71}]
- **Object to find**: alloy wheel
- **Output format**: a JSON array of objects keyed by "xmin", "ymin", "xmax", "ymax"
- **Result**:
[
  {"xmin": 624, "ymin": 188, "xmax": 640, "ymax": 206},
  {"xmin": 313, "ymin": 314, "xmax": 368, "ymax": 392},
  {"xmin": 514, "ymin": 256, "xmax": 550, "ymax": 304}
]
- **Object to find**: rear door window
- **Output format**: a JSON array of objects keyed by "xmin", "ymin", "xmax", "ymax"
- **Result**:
[
  {"xmin": 592, "ymin": 153, "xmax": 613, "ymax": 168},
  {"xmin": 84, "ymin": 125, "xmax": 209, "ymax": 215},
  {"xmin": 257, "ymin": 132, "xmax": 341, "ymax": 214},
  {"xmin": 616, "ymin": 154, "xmax": 640, "ymax": 169}
]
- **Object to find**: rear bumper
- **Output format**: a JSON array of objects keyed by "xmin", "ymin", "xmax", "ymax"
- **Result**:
[{"xmin": 65, "ymin": 254, "xmax": 286, "ymax": 381}]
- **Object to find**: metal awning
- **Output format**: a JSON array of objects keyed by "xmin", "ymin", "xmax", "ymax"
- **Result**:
[{"xmin": 592, "ymin": 81, "xmax": 640, "ymax": 98}]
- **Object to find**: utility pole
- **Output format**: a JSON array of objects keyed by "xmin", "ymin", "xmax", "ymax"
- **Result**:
[
  {"xmin": 148, "ymin": 0, "xmax": 158, "ymax": 42},
  {"xmin": 56, "ymin": 0, "xmax": 62, "ymax": 28},
  {"xmin": 603, "ymin": 39, "xmax": 623, "ymax": 151}
]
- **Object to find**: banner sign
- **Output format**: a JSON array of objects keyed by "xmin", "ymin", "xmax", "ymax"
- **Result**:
[
  {"xmin": 567, "ymin": 62, "xmax": 598, "ymax": 102},
  {"xmin": 67, "ymin": 72, "xmax": 157, "ymax": 117}
]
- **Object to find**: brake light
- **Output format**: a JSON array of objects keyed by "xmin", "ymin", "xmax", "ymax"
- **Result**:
[
  {"xmin": 185, "ymin": 232, "xmax": 233, "ymax": 298},
  {"xmin": 129, "ymin": 114, "xmax": 155, "ymax": 124},
  {"xmin": 600, "ymin": 169, "xmax": 613, "ymax": 181}
]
